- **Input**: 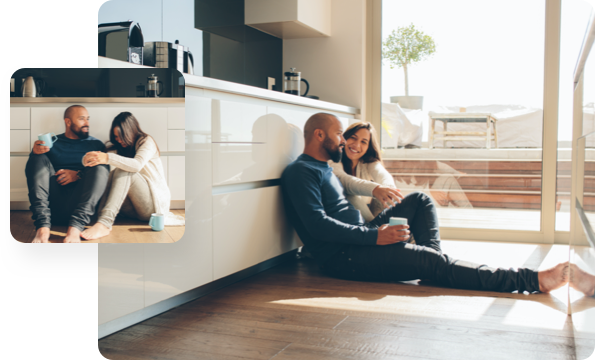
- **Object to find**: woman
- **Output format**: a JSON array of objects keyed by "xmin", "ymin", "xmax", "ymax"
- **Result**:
[
  {"xmin": 330, "ymin": 121, "xmax": 396, "ymax": 222},
  {"xmin": 80, "ymin": 112, "xmax": 171, "ymax": 240}
]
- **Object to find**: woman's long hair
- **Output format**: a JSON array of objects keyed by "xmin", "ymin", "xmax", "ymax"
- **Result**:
[
  {"xmin": 106, "ymin": 112, "xmax": 159, "ymax": 158},
  {"xmin": 341, "ymin": 121, "xmax": 382, "ymax": 175}
]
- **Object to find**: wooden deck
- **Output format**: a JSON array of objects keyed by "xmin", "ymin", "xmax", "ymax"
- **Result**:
[
  {"xmin": 98, "ymin": 240, "xmax": 595, "ymax": 360},
  {"xmin": 385, "ymin": 159, "xmax": 595, "ymax": 211}
]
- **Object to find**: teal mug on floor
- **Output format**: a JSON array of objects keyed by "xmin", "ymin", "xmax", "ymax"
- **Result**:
[
  {"xmin": 389, "ymin": 217, "xmax": 408, "ymax": 226},
  {"xmin": 149, "ymin": 213, "xmax": 165, "ymax": 231},
  {"xmin": 38, "ymin": 133, "xmax": 58, "ymax": 149}
]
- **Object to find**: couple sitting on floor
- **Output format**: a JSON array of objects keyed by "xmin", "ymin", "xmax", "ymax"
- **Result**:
[
  {"xmin": 27, "ymin": 105, "xmax": 171, "ymax": 243},
  {"xmin": 282, "ymin": 112, "xmax": 595, "ymax": 297}
]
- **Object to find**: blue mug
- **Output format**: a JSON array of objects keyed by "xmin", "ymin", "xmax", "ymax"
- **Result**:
[
  {"xmin": 38, "ymin": 133, "xmax": 58, "ymax": 149},
  {"xmin": 389, "ymin": 217, "xmax": 408, "ymax": 226},
  {"xmin": 149, "ymin": 213, "xmax": 165, "ymax": 231}
]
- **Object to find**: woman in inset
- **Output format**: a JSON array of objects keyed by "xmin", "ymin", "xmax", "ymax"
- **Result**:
[{"xmin": 80, "ymin": 112, "xmax": 171, "ymax": 240}]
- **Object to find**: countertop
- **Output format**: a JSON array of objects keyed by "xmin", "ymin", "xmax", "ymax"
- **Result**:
[{"xmin": 98, "ymin": 56, "xmax": 360, "ymax": 115}]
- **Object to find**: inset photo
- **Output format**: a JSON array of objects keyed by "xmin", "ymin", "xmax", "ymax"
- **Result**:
[{"xmin": 10, "ymin": 68, "xmax": 185, "ymax": 243}]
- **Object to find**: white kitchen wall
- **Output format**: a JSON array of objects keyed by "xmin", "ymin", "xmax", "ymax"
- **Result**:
[{"xmin": 283, "ymin": 0, "xmax": 365, "ymax": 110}]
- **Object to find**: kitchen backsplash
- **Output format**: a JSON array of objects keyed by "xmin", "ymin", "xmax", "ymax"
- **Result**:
[{"xmin": 196, "ymin": 0, "xmax": 282, "ymax": 90}]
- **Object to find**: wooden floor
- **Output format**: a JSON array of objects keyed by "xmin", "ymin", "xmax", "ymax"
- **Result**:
[
  {"xmin": 9, "ymin": 210, "xmax": 185, "ymax": 243},
  {"xmin": 99, "ymin": 240, "xmax": 595, "ymax": 360}
]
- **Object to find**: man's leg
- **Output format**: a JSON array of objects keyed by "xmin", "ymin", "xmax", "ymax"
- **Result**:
[
  {"xmin": 323, "ymin": 242, "xmax": 567, "ymax": 293},
  {"xmin": 25, "ymin": 154, "xmax": 55, "ymax": 243},
  {"xmin": 64, "ymin": 165, "xmax": 109, "ymax": 243},
  {"xmin": 368, "ymin": 191, "xmax": 441, "ymax": 252}
]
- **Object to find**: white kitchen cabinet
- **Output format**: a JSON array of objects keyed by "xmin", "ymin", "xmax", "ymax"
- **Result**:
[
  {"xmin": 98, "ymin": 244, "xmax": 145, "ymax": 325},
  {"xmin": 212, "ymin": 143, "xmax": 273, "ymax": 185},
  {"xmin": 212, "ymin": 186, "xmax": 299, "ymax": 279},
  {"xmin": 10, "ymin": 130, "xmax": 31, "ymax": 153},
  {"xmin": 168, "ymin": 156, "xmax": 185, "ymax": 201},
  {"xmin": 167, "ymin": 130, "xmax": 185, "ymax": 152},
  {"xmin": 10, "ymin": 107, "xmax": 30, "ymax": 129},
  {"xmin": 10, "ymin": 157, "xmax": 28, "ymax": 202},
  {"xmin": 245, "ymin": 0, "xmax": 331, "ymax": 39},
  {"xmin": 167, "ymin": 107, "xmax": 185, "ymax": 129},
  {"xmin": 211, "ymin": 96, "xmax": 267, "ymax": 143}
]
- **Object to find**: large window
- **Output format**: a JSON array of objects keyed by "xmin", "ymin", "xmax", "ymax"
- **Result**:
[{"xmin": 381, "ymin": 0, "xmax": 547, "ymax": 231}]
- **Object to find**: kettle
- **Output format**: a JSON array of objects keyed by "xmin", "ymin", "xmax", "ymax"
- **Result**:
[
  {"xmin": 284, "ymin": 68, "xmax": 309, "ymax": 97},
  {"xmin": 22, "ymin": 76, "xmax": 45, "ymax": 97}
]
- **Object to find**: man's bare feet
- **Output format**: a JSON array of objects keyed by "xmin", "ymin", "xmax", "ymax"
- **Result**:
[
  {"xmin": 81, "ymin": 223, "xmax": 111, "ymax": 240},
  {"xmin": 538, "ymin": 262, "xmax": 569, "ymax": 293},
  {"xmin": 63, "ymin": 227, "xmax": 82, "ymax": 243},
  {"xmin": 569, "ymin": 263, "xmax": 595, "ymax": 297},
  {"xmin": 31, "ymin": 227, "xmax": 50, "ymax": 243}
]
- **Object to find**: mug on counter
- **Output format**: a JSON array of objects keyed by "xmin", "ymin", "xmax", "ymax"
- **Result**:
[
  {"xmin": 149, "ymin": 213, "xmax": 165, "ymax": 231},
  {"xmin": 38, "ymin": 133, "xmax": 58, "ymax": 149}
]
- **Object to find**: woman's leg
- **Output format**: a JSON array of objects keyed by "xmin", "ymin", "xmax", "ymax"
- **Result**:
[{"xmin": 81, "ymin": 169, "xmax": 153, "ymax": 240}]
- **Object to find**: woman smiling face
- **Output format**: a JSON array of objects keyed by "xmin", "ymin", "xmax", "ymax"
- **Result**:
[{"xmin": 345, "ymin": 128, "xmax": 371, "ymax": 163}]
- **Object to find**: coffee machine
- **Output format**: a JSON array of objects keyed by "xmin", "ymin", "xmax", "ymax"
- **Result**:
[
  {"xmin": 143, "ymin": 40, "xmax": 194, "ymax": 74},
  {"xmin": 98, "ymin": 21, "xmax": 144, "ymax": 65}
]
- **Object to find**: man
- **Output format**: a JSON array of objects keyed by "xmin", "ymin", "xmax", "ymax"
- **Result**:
[
  {"xmin": 26, "ymin": 105, "xmax": 109, "ymax": 243},
  {"xmin": 281, "ymin": 112, "xmax": 572, "ymax": 294}
]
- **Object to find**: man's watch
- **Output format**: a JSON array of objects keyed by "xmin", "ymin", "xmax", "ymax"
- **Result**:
[{"xmin": 76, "ymin": 170, "xmax": 83, "ymax": 180}]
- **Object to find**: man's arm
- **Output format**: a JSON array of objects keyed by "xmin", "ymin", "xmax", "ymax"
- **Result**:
[{"xmin": 283, "ymin": 166, "xmax": 378, "ymax": 246}]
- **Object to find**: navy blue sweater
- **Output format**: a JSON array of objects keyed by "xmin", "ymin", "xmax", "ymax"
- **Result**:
[
  {"xmin": 44, "ymin": 133, "xmax": 105, "ymax": 171},
  {"xmin": 281, "ymin": 154, "xmax": 378, "ymax": 265}
]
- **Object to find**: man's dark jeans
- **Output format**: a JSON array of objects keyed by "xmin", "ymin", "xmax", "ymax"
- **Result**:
[
  {"xmin": 25, "ymin": 153, "xmax": 109, "ymax": 232},
  {"xmin": 322, "ymin": 192, "xmax": 540, "ymax": 293}
]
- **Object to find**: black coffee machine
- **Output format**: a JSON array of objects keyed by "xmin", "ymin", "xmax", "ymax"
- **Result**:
[
  {"xmin": 98, "ymin": 21, "xmax": 144, "ymax": 65},
  {"xmin": 143, "ymin": 40, "xmax": 194, "ymax": 74}
]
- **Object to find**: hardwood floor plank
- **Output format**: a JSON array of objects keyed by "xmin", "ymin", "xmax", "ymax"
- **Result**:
[
  {"xmin": 99, "ymin": 338, "xmax": 256, "ymax": 360},
  {"xmin": 101, "ymin": 324, "xmax": 290, "ymax": 360},
  {"xmin": 10, "ymin": 210, "xmax": 185, "ymax": 243}
]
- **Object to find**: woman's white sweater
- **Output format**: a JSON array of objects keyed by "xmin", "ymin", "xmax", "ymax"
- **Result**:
[
  {"xmin": 106, "ymin": 136, "xmax": 171, "ymax": 217},
  {"xmin": 330, "ymin": 160, "xmax": 396, "ymax": 222}
]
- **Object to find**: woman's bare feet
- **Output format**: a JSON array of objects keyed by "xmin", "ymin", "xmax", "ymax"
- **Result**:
[
  {"xmin": 81, "ymin": 223, "xmax": 111, "ymax": 240},
  {"xmin": 569, "ymin": 263, "xmax": 595, "ymax": 297},
  {"xmin": 63, "ymin": 227, "xmax": 82, "ymax": 243},
  {"xmin": 538, "ymin": 262, "xmax": 569, "ymax": 293},
  {"xmin": 31, "ymin": 227, "xmax": 50, "ymax": 243}
]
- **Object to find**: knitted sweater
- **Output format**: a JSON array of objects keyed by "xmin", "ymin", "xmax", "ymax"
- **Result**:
[
  {"xmin": 106, "ymin": 136, "xmax": 171, "ymax": 218},
  {"xmin": 330, "ymin": 160, "xmax": 396, "ymax": 222}
]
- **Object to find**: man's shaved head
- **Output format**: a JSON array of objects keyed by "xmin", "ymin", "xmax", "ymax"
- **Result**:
[
  {"xmin": 64, "ymin": 105, "xmax": 86, "ymax": 121},
  {"xmin": 304, "ymin": 113, "xmax": 339, "ymax": 142}
]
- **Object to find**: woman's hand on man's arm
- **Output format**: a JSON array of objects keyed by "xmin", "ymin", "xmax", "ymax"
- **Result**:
[
  {"xmin": 372, "ymin": 185, "xmax": 404, "ymax": 208},
  {"xmin": 83, "ymin": 151, "xmax": 108, "ymax": 167}
]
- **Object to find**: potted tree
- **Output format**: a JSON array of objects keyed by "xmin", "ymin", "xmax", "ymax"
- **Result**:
[{"xmin": 383, "ymin": 24, "xmax": 436, "ymax": 110}]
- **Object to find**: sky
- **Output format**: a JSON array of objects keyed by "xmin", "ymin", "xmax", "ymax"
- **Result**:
[{"xmin": 381, "ymin": 0, "xmax": 594, "ymax": 141}]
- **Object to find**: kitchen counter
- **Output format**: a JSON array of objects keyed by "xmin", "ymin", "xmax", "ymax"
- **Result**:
[
  {"xmin": 10, "ymin": 97, "xmax": 183, "ymax": 104},
  {"xmin": 98, "ymin": 56, "xmax": 360, "ymax": 115}
]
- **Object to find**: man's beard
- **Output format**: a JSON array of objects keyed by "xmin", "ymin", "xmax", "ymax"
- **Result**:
[
  {"xmin": 323, "ymin": 137, "xmax": 342, "ymax": 163},
  {"xmin": 71, "ymin": 124, "xmax": 89, "ymax": 139}
]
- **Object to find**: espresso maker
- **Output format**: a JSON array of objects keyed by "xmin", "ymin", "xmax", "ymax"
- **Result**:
[{"xmin": 284, "ymin": 68, "xmax": 309, "ymax": 97}]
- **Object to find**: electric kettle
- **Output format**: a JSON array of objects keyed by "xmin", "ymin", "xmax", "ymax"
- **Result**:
[
  {"xmin": 22, "ymin": 76, "xmax": 45, "ymax": 97},
  {"xmin": 284, "ymin": 68, "xmax": 309, "ymax": 97}
]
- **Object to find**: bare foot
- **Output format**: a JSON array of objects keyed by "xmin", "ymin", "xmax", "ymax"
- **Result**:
[
  {"xmin": 31, "ymin": 227, "xmax": 50, "ymax": 243},
  {"xmin": 538, "ymin": 262, "xmax": 569, "ymax": 293},
  {"xmin": 570, "ymin": 263, "xmax": 595, "ymax": 297},
  {"xmin": 63, "ymin": 227, "xmax": 82, "ymax": 243},
  {"xmin": 81, "ymin": 223, "xmax": 111, "ymax": 240}
]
